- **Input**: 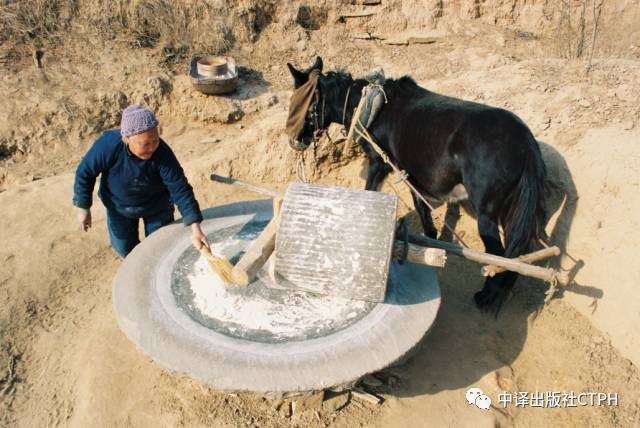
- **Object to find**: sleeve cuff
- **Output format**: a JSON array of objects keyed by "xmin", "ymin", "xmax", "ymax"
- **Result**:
[
  {"xmin": 182, "ymin": 212, "xmax": 203, "ymax": 226},
  {"xmin": 73, "ymin": 199, "xmax": 92, "ymax": 209}
]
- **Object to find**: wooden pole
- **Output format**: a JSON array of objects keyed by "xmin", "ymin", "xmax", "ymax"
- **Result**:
[
  {"xmin": 273, "ymin": 197, "xmax": 283, "ymax": 218},
  {"xmin": 482, "ymin": 246, "xmax": 560, "ymax": 277},
  {"xmin": 268, "ymin": 197, "xmax": 283, "ymax": 283},
  {"xmin": 392, "ymin": 242, "xmax": 446, "ymax": 268},
  {"xmin": 408, "ymin": 234, "xmax": 569, "ymax": 286},
  {"xmin": 210, "ymin": 174, "xmax": 282, "ymax": 198},
  {"xmin": 210, "ymin": 174, "xmax": 283, "ymax": 287},
  {"xmin": 209, "ymin": 173, "xmax": 566, "ymax": 285},
  {"xmin": 231, "ymin": 217, "xmax": 278, "ymax": 287}
]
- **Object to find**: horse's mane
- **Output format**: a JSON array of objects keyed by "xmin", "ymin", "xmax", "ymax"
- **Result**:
[
  {"xmin": 392, "ymin": 75, "xmax": 419, "ymax": 88},
  {"xmin": 324, "ymin": 69, "xmax": 354, "ymax": 82},
  {"xmin": 320, "ymin": 70, "xmax": 361, "ymax": 104},
  {"xmin": 325, "ymin": 69, "xmax": 418, "ymax": 88},
  {"xmin": 320, "ymin": 70, "xmax": 423, "ymax": 104}
]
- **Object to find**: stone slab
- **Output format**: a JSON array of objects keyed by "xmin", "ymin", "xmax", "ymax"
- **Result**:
[
  {"xmin": 275, "ymin": 182, "xmax": 397, "ymax": 302},
  {"xmin": 112, "ymin": 199, "xmax": 440, "ymax": 393}
]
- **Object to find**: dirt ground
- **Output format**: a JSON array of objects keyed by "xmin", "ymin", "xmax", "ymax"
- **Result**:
[{"xmin": 2, "ymin": 1, "xmax": 640, "ymax": 427}]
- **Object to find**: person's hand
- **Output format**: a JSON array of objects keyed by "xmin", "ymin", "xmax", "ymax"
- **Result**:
[
  {"xmin": 76, "ymin": 208, "xmax": 92, "ymax": 232},
  {"xmin": 191, "ymin": 222, "xmax": 209, "ymax": 250}
]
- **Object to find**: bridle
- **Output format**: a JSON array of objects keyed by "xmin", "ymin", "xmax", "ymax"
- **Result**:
[
  {"xmin": 292, "ymin": 75, "xmax": 353, "ymax": 184},
  {"xmin": 308, "ymin": 85, "xmax": 326, "ymax": 142},
  {"xmin": 306, "ymin": 81, "xmax": 353, "ymax": 143}
]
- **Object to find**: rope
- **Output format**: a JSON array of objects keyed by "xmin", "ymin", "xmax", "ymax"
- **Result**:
[
  {"xmin": 387, "ymin": 180, "xmax": 414, "ymax": 212},
  {"xmin": 545, "ymin": 273, "xmax": 559, "ymax": 304},
  {"xmin": 368, "ymin": 82, "xmax": 388, "ymax": 103},
  {"xmin": 387, "ymin": 173, "xmax": 469, "ymax": 243},
  {"xmin": 296, "ymin": 152, "xmax": 308, "ymax": 183},
  {"xmin": 343, "ymin": 85, "xmax": 371, "ymax": 154}
]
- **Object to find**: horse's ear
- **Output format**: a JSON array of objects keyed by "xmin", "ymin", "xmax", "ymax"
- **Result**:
[
  {"xmin": 311, "ymin": 56, "xmax": 323, "ymax": 72},
  {"xmin": 287, "ymin": 63, "xmax": 307, "ymax": 88}
]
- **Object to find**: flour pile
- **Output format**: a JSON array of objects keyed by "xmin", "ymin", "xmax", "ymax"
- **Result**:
[{"xmin": 186, "ymin": 255, "xmax": 373, "ymax": 341}]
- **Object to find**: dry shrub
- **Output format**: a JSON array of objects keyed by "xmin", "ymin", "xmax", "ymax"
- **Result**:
[
  {"xmin": 295, "ymin": 5, "xmax": 328, "ymax": 31},
  {"xmin": 0, "ymin": 0, "xmax": 77, "ymax": 43},
  {"xmin": 0, "ymin": 0, "xmax": 78, "ymax": 61},
  {"xmin": 1, "ymin": 0, "xmax": 233, "ymax": 64},
  {"xmin": 552, "ymin": 0, "xmax": 608, "ymax": 60},
  {"xmin": 85, "ymin": 0, "xmax": 232, "ymax": 60},
  {"xmin": 0, "ymin": 138, "xmax": 16, "ymax": 160}
]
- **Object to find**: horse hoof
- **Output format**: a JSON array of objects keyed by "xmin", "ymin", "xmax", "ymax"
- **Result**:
[{"xmin": 474, "ymin": 287, "xmax": 506, "ymax": 316}]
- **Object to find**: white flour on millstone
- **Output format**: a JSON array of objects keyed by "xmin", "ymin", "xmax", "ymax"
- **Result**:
[{"xmin": 187, "ymin": 255, "xmax": 370, "ymax": 339}]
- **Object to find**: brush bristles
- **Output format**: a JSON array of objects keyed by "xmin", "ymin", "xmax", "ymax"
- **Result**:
[{"xmin": 206, "ymin": 255, "xmax": 234, "ymax": 284}]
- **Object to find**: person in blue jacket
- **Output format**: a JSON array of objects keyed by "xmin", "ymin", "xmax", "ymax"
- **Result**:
[{"xmin": 73, "ymin": 104, "xmax": 210, "ymax": 257}]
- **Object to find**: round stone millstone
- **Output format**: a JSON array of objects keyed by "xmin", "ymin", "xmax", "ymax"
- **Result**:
[{"xmin": 112, "ymin": 199, "xmax": 441, "ymax": 393}]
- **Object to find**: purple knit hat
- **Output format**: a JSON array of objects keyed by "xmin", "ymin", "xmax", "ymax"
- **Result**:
[{"xmin": 120, "ymin": 104, "xmax": 159, "ymax": 138}]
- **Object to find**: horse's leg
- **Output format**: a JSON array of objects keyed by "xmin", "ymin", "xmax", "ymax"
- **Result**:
[
  {"xmin": 410, "ymin": 192, "xmax": 438, "ymax": 238},
  {"xmin": 438, "ymin": 203, "xmax": 461, "ymax": 242},
  {"xmin": 364, "ymin": 157, "xmax": 391, "ymax": 191},
  {"xmin": 473, "ymin": 205, "xmax": 513, "ymax": 314}
]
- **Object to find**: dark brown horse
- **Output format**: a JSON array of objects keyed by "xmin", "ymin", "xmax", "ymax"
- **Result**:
[{"xmin": 286, "ymin": 57, "xmax": 547, "ymax": 313}]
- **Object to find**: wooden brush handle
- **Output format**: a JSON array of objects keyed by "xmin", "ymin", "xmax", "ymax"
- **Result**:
[{"xmin": 198, "ymin": 244, "xmax": 214, "ymax": 259}]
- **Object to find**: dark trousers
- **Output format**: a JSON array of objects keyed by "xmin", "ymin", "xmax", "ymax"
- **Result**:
[{"xmin": 106, "ymin": 207, "xmax": 174, "ymax": 257}]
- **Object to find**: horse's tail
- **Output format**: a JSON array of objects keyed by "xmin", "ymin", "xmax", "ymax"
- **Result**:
[{"xmin": 502, "ymin": 136, "xmax": 546, "ymax": 258}]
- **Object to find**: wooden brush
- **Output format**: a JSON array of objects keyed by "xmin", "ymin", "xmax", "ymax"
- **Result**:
[{"xmin": 199, "ymin": 244, "xmax": 234, "ymax": 284}]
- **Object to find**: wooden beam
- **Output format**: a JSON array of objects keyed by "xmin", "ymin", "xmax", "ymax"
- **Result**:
[
  {"xmin": 408, "ymin": 234, "xmax": 569, "ymax": 285},
  {"xmin": 208, "ymin": 173, "xmax": 565, "ymax": 285},
  {"xmin": 482, "ymin": 246, "xmax": 560, "ymax": 277},
  {"xmin": 231, "ymin": 217, "xmax": 278, "ymax": 287},
  {"xmin": 392, "ymin": 241, "xmax": 446, "ymax": 267},
  {"xmin": 268, "ymin": 197, "xmax": 283, "ymax": 283}
]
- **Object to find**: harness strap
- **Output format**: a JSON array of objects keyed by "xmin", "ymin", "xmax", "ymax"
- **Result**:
[{"xmin": 344, "ymin": 84, "xmax": 385, "ymax": 153}]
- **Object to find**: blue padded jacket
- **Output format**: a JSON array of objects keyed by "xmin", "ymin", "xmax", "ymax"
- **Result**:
[{"xmin": 73, "ymin": 129, "xmax": 202, "ymax": 225}]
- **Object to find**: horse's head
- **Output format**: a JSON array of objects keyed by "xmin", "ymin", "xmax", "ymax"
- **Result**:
[{"xmin": 285, "ymin": 56, "xmax": 327, "ymax": 151}]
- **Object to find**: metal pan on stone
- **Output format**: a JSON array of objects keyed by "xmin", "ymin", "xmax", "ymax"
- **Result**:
[
  {"xmin": 197, "ymin": 56, "xmax": 229, "ymax": 76},
  {"xmin": 190, "ymin": 55, "xmax": 237, "ymax": 95}
]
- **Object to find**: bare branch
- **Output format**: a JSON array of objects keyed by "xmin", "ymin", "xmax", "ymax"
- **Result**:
[
  {"xmin": 586, "ymin": 0, "xmax": 605, "ymax": 73},
  {"xmin": 576, "ymin": 0, "xmax": 588, "ymax": 58}
]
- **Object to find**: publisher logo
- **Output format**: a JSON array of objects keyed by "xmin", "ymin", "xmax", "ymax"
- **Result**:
[{"xmin": 466, "ymin": 387, "xmax": 492, "ymax": 410}]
